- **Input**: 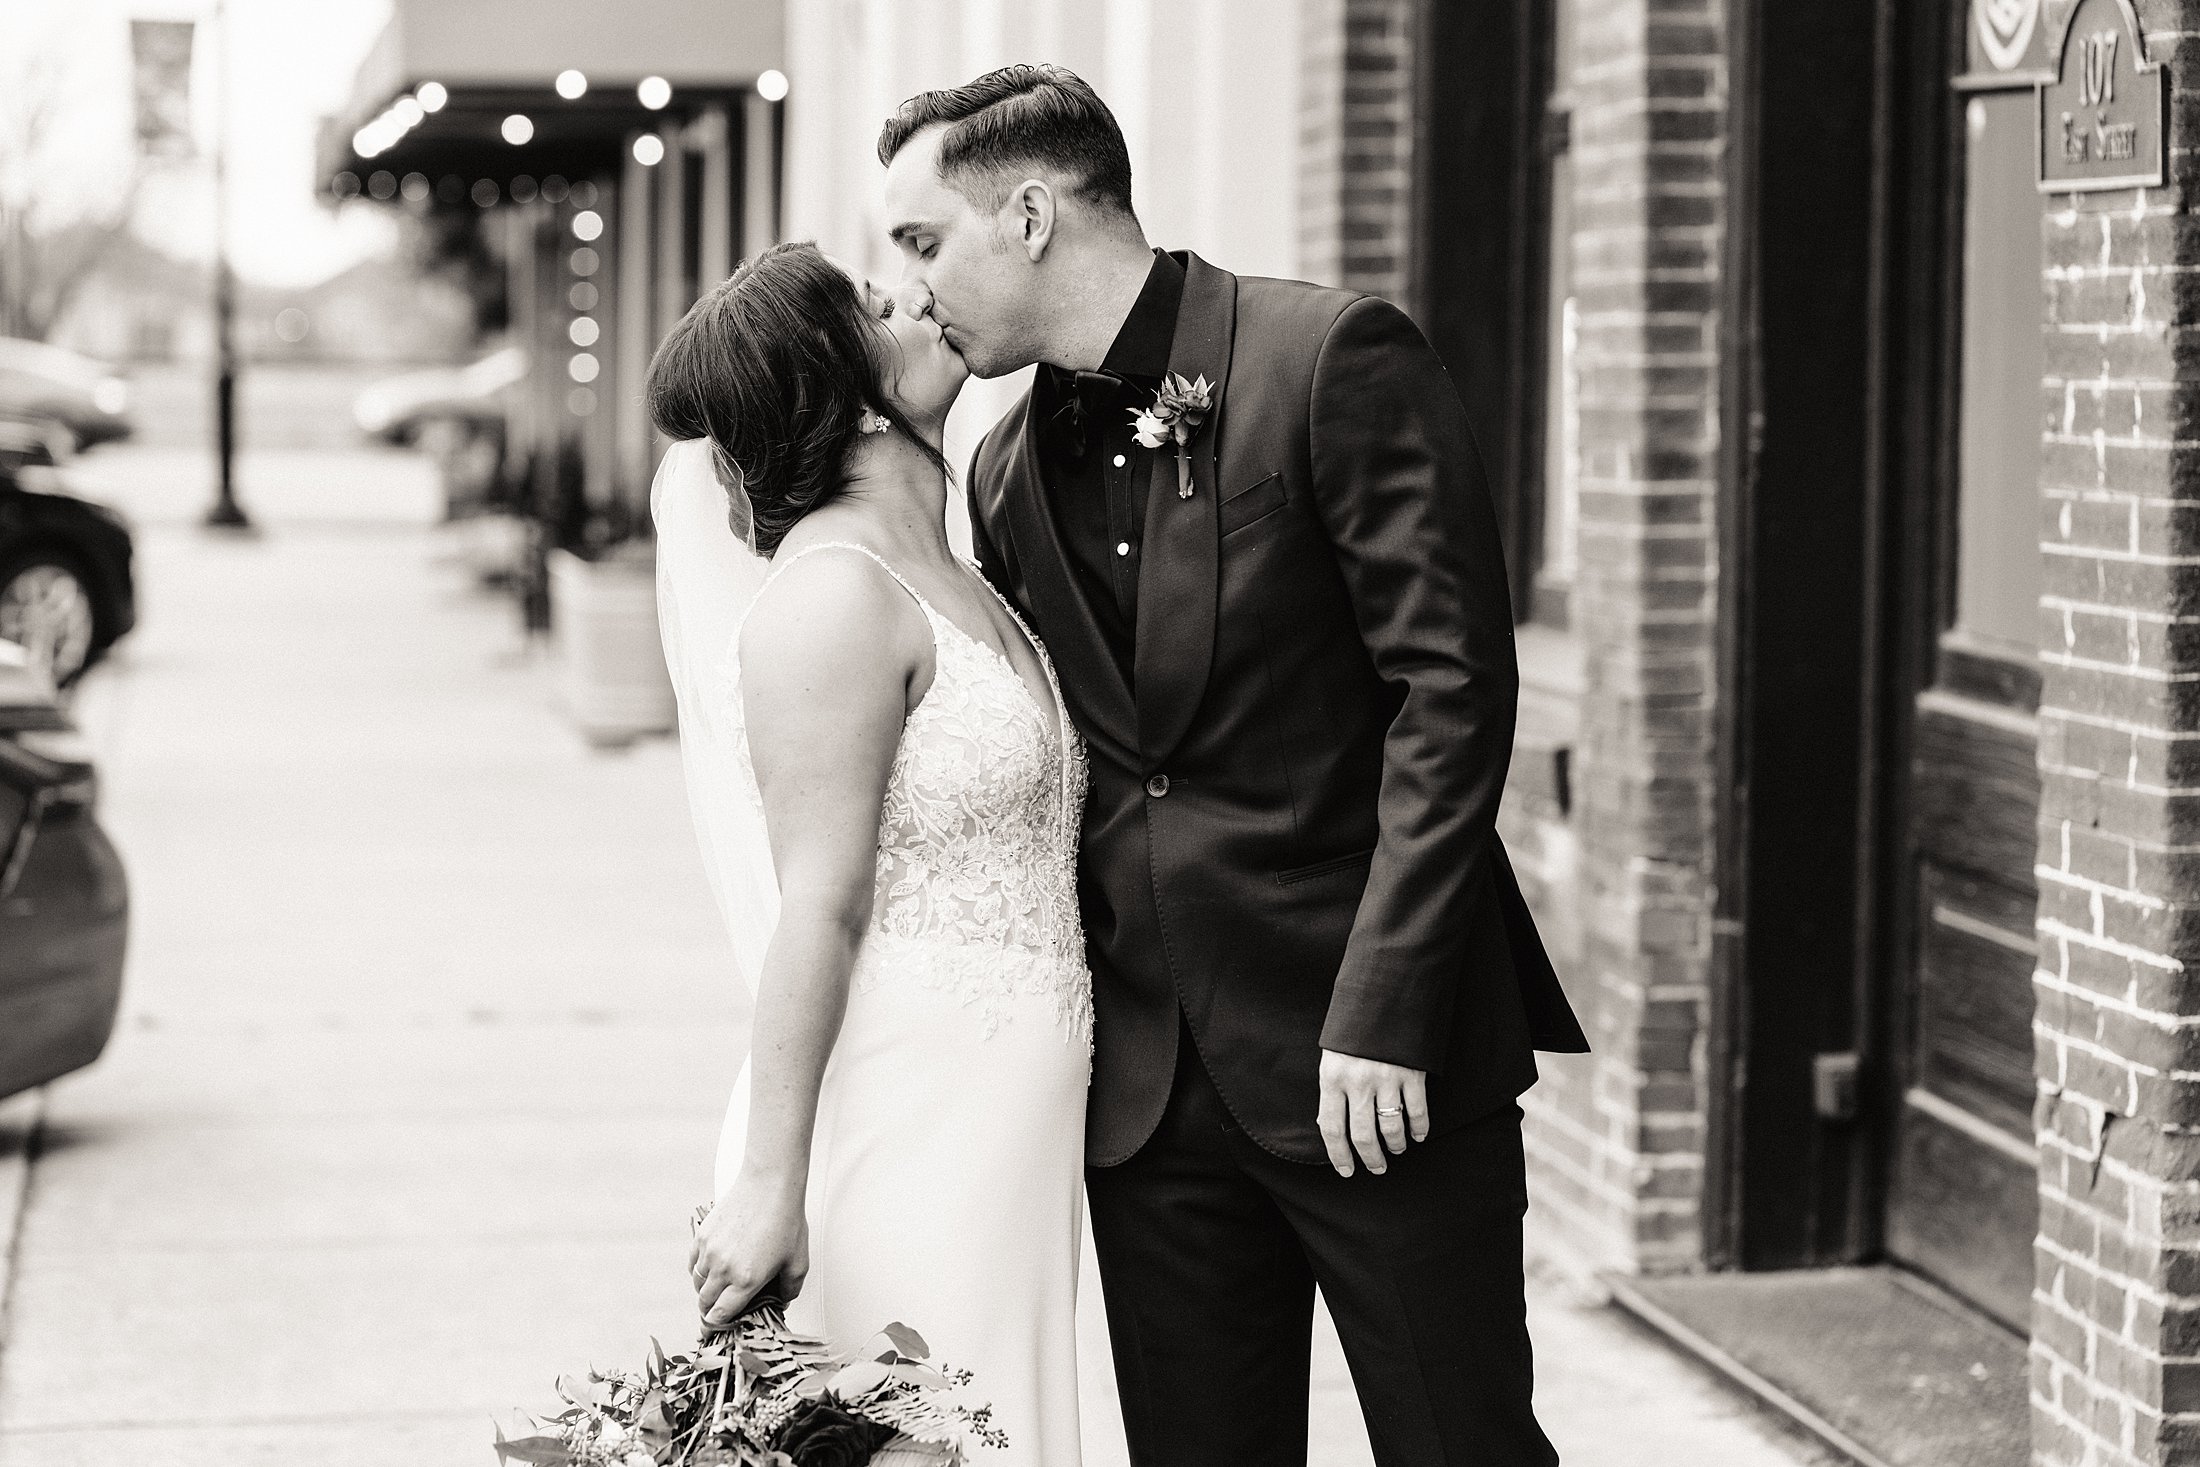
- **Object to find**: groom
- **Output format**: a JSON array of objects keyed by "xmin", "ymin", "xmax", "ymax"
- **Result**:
[{"xmin": 880, "ymin": 65, "xmax": 1588, "ymax": 1466}]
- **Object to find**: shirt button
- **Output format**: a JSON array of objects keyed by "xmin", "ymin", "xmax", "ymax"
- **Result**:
[
  {"xmin": 1115, "ymin": 541, "xmax": 1131, "ymax": 557},
  {"xmin": 1112, "ymin": 454, "xmax": 1127, "ymax": 468},
  {"xmin": 1146, "ymin": 774, "xmax": 1170, "ymax": 798}
]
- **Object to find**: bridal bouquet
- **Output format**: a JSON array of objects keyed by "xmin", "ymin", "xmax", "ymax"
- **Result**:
[{"xmin": 494, "ymin": 1285, "xmax": 1003, "ymax": 1467}]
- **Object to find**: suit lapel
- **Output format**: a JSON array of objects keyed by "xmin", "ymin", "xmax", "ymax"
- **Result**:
[
  {"xmin": 1132, "ymin": 252, "xmax": 1235, "ymax": 765},
  {"xmin": 994, "ymin": 382, "xmax": 1139, "ymax": 759}
]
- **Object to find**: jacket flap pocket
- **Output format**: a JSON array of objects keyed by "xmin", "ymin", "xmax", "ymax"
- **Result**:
[{"xmin": 1275, "ymin": 847, "xmax": 1376, "ymax": 886}]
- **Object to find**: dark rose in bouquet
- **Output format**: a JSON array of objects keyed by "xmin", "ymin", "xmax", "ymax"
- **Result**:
[{"xmin": 775, "ymin": 1399, "xmax": 898, "ymax": 1466}]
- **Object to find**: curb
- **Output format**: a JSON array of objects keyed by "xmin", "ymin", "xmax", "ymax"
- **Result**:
[{"xmin": 0, "ymin": 1087, "xmax": 48, "ymax": 1352}]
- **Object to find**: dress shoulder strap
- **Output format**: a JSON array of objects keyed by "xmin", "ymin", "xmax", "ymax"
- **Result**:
[{"xmin": 749, "ymin": 540, "xmax": 938, "ymax": 625}]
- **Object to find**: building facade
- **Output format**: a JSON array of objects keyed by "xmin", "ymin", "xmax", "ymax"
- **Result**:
[
  {"xmin": 321, "ymin": 0, "xmax": 783, "ymax": 736},
  {"xmin": 1361, "ymin": 1, "xmax": 2194, "ymax": 1463}
]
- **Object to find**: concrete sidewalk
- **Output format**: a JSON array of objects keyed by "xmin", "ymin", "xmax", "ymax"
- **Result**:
[{"xmin": 0, "ymin": 445, "xmax": 1836, "ymax": 1466}]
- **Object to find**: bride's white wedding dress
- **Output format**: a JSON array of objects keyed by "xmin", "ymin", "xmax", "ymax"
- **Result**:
[{"xmin": 656, "ymin": 451, "xmax": 1091, "ymax": 1467}]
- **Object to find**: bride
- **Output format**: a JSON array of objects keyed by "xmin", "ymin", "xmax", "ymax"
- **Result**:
[{"xmin": 646, "ymin": 241, "xmax": 1091, "ymax": 1466}]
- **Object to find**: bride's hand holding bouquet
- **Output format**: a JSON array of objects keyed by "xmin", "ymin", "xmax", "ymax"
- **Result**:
[{"xmin": 692, "ymin": 1171, "xmax": 810, "ymax": 1330}]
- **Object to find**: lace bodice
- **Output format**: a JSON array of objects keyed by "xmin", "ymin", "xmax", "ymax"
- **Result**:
[{"xmin": 717, "ymin": 542, "xmax": 1090, "ymax": 1043}]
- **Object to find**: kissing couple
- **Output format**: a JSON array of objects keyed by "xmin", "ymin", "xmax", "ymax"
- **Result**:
[{"xmin": 649, "ymin": 62, "xmax": 1588, "ymax": 1467}]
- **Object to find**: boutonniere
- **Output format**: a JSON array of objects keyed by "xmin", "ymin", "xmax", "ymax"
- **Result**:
[{"xmin": 1130, "ymin": 372, "xmax": 1215, "ymax": 499}]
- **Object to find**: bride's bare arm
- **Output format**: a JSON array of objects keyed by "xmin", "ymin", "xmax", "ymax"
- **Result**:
[{"xmin": 691, "ymin": 552, "xmax": 927, "ymax": 1326}]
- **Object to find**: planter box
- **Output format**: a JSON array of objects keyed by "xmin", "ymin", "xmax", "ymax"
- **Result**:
[{"xmin": 548, "ymin": 545, "xmax": 675, "ymax": 746}]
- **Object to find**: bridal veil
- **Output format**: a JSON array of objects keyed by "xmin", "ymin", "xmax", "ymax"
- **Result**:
[{"xmin": 650, "ymin": 437, "xmax": 778, "ymax": 993}]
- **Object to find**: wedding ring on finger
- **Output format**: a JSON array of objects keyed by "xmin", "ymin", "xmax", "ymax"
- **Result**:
[{"xmin": 1375, "ymin": 1103, "xmax": 1410, "ymax": 1158}]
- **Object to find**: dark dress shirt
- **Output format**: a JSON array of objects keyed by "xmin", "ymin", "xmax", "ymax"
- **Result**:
[{"xmin": 1035, "ymin": 251, "xmax": 1186, "ymax": 683}]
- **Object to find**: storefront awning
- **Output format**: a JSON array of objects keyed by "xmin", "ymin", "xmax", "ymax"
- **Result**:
[
  {"xmin": 320, "ymin": 0, "xmax": 781, "ymax": 194},
  {"xmin": 351, "ymin": 0, "xmax": 778, "ymax": 100}
]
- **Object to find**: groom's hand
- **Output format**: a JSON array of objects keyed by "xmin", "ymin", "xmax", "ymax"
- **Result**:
[{"xmin": 1318, "ymin": 1050, "xmax": 1430, "ymax": 1177}]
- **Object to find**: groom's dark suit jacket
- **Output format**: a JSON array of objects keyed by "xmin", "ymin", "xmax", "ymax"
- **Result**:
[{"xmin": 969, "ymin": 252, "xmax": 1588, "ymax": 1168}]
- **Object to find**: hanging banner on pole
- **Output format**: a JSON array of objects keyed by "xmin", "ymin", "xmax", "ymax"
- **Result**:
[
  {"xmin": 2036, "ymin": 0, "xmax": 2167, "ymax": 192},
  {"xmin": 130, "ymin": 19, "xmax": 196, "ymax": 160}
]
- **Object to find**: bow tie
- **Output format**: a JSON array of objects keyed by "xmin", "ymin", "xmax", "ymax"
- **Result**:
[{"xmin": 1048, "ymin": 369, "xmax": 1127, "ymax": 460}]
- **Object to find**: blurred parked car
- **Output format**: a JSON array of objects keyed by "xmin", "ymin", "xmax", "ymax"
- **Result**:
[
  {"xmin": 0, "ymin": 422, "xmax": 136, "ymax": 687},
  {"xmin": 0, "ymin": 640, "xmax": 127, "ymax": 1102},
  {"xmin": 356, "ymin": 347, "xmax": 524, "ymax": 521},
  {"xmin": 0, "ymin": 338, "xmax": 133, "ymax": 453},
  {"xmin": 352, "ymin": 345, "xmax": 526, "ymax": 443}
]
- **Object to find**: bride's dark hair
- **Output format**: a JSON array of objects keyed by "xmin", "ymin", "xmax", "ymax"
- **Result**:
[{"xmin": 645, "ymin": 241, "xmax": 948, "ymax": 556}]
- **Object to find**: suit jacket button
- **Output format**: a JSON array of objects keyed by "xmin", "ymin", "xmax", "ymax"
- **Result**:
[{"xmin": 1146, "ymin": 774, "xmax": 1170, "ymax": 799}]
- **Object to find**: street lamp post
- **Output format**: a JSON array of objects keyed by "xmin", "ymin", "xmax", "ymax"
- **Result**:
[{"xmin": 204, "ymin": 0, "xmax": 251, "ymax": 531}]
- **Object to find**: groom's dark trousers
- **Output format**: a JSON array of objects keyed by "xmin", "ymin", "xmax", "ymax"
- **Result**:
[
  {"xmin": 970, "ymin": 253, "xmax": 1588, "ymax": 1466},
  {"xmin": 1086, "ymin": 1019, "xmax": 1550, "ymax": 1466}
]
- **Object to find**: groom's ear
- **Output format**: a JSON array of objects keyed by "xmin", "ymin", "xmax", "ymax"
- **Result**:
[{"xmin": 1002, "ymin": 179, "xmax": 1056, "ymax": 264}]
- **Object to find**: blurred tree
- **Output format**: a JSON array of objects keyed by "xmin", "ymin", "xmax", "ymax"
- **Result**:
[
  {"xmin": 0, "ymin": 15, "xmax": 142, "ymax": 341},
  {"xmin": 0, "ymin": 217, "xmax": 144, "ymax": 344}
]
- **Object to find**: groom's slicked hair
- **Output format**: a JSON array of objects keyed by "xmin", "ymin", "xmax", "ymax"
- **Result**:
[{"xmin": 877, "ymin": 64, "xmax": 1135, "ymax": 218}]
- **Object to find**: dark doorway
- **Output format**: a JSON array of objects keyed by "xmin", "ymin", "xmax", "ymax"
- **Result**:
[
  {"xmin": 1720, "ymin": 0, "xmax": 2041, "ymax": 1326},
  {"xmin": 1715, "ymin": 0, "xmax": 1885, "ymax": 1272}
]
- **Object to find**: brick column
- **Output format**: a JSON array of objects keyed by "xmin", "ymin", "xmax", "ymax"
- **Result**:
[
  {"xmin": 1295, "ymin": 0, "xmax": 1415, "ymax": 301},
  {"xmin": 1520, "ymin": 0, "xmax": 1728, "ymax": 1274},
  {"xmin": 2032, "ymin": 12, "xmax": 2200, "ymax": 1463}
]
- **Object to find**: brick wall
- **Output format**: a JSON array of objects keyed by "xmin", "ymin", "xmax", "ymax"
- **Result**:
[{"xmin": 2031, "ymin": 8, "xmax": 2200, "ymax": 1461}]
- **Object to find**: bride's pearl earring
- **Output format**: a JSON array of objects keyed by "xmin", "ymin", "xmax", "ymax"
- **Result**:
[{"xmin": 857, "ymin": 409, "xmax": 891, "ymax": 436}]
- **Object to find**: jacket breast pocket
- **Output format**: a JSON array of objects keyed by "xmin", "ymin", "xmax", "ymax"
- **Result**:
[{"xmin": 1220, "ymin": 472, "xmax": 1287, "ymax": 537}]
